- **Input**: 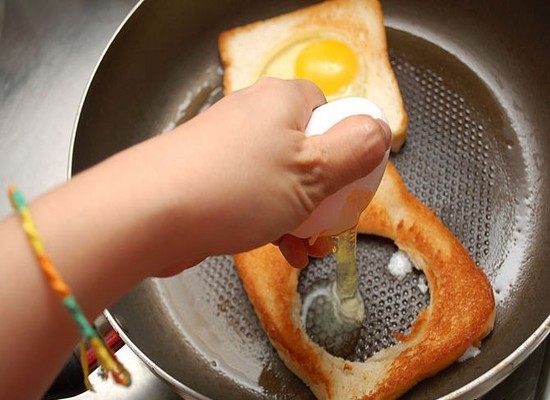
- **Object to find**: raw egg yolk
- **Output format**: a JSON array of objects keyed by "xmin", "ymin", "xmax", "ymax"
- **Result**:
[{"xmin": 295, "ymin": 39, "xmax": 358, "ymax": 96}]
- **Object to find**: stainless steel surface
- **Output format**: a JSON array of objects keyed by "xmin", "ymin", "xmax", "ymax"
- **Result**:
[
  {"xmin": 0, "ymin": 1, "xmax": 548, "ymax": 399},
  {"xmin": 0, "ymin": 0, "xmax": 137, "ymax": 218}
]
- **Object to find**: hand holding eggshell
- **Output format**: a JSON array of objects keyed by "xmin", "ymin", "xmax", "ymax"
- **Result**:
[{"xmin": 291, "ymin": 97, "xmax": 390, "ymax": 241}]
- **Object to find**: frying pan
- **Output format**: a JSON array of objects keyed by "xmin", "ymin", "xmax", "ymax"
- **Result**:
[{"xmin": 69, "ymin": 0, "xmax": 550, "ymax": 398}]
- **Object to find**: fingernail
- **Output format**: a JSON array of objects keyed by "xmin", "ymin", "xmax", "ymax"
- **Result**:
[{"xmin": 376, "ymin": 118, "xmax": 392, "ymax": 149}]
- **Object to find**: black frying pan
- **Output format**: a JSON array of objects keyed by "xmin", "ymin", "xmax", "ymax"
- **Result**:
[{"xmin": 69, "ymin": 0, "xmax": 550, "ymax": 398}]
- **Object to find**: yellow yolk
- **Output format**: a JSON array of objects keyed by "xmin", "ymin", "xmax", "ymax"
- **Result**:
[{"xmin": 295, "ymin": 39, "xmax": 359, "ymax": 96}]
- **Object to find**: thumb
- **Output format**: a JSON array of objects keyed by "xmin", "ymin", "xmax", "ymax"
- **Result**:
[{"xmin": 305, "ymin": 115, "xmax": 391, "ymax": 197}]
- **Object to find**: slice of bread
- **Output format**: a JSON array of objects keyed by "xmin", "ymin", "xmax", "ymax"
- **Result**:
[
  {"xmin": 234, "ymin": 162, "xmax": 495, "ymax": 400},
  {"xmin": 219, "ymin": 0, "xmax": 408, "ymax": 152}
]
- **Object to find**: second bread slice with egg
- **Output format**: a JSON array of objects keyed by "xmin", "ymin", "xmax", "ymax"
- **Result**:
[{"xmin": 218, "ymin": 0, "xmax": 408, "ymax": 152}]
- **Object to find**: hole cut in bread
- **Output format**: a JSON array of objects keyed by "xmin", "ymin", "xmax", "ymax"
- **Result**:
[{"xmin": 234, "ymin": 162, "xmax": 495, "ymax": 400}]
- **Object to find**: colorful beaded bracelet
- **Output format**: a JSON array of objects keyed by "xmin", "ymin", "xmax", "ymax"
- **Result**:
[{"xmin": 8, "ymin": 185, "xmax": 131, "ymax": 390}]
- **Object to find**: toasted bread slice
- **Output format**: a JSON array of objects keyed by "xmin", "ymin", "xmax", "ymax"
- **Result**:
[
  {"xmin": 234, "ymin": 162, "xmax": 495, "ymax": 400},
  {"xmin": 219, "ymin": 0, "xmax": 408, "ymax": 152}
]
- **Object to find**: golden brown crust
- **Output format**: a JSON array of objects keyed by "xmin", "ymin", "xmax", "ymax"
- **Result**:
[
  {"xmin": 234, "ymin": 162, "xmax": 495, "ymax": 400},
  {"xmin": 218, "ymin": 0, "xmax": 408, "ymax": 152}
]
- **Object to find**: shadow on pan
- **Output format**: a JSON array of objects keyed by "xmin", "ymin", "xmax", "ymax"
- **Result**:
[{"xmin": 70, "ymin": 0, "xmax": 550, "ymax": 399}]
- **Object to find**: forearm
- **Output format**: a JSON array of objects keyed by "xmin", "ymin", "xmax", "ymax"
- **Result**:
[
  {"xmin": 0, "ymin": 113, "xmax": 282, "ymax": 397},
  {"xmin": 0, "ymin": 130, "xmax": 201, "ymax": 398}
]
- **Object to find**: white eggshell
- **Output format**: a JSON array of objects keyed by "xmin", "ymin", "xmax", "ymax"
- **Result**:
[{"xmin": 291, "ymin": 97, "xmax": 389, "ymax": 239}]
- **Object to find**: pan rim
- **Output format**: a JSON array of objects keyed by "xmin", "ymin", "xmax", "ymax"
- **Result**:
[
  {"xmin": 66, "ymin": 0, "xmax": 145, "ymax": 178},
  {"xmin": 70, "ymin": 0, "xmax": 550, "ymax": 398},
  {"xmin": 103, "ymin": 298, "xmax": 549, "ymax": 400}
]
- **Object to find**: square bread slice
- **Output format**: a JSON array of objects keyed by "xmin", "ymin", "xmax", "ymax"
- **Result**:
[
  {"xmin": 234, "ymin": 162, "xmax": 496, "ymax": 399},
  {"xmin": 219, "ymin": 0, "xmax": 408, "ymax": 152}
]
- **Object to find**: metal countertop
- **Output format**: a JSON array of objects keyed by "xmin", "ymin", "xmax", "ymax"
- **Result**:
[{"xmin": 0, "ymin": 1, "xmax": 548, "ymax": 399}]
